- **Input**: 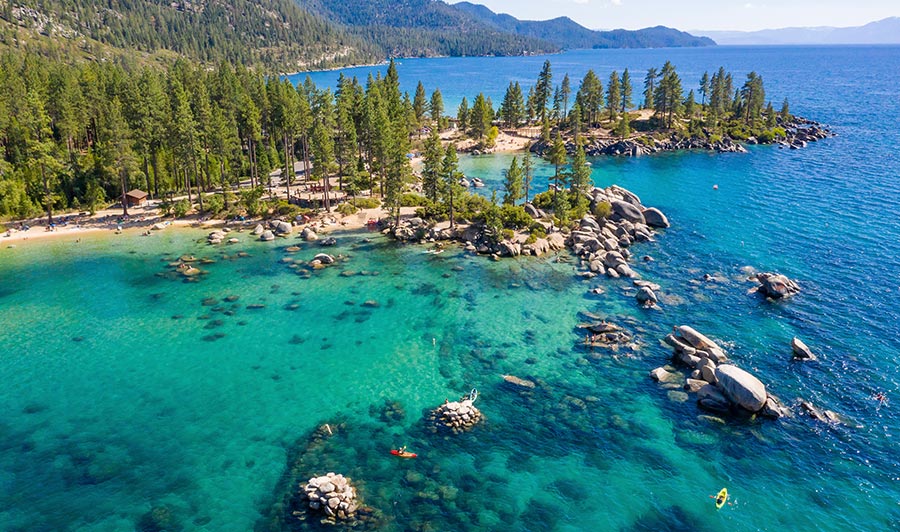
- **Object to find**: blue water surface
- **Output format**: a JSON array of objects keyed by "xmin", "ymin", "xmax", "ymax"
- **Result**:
[{"xmin": 3, "ymin": 46, "xmax": 900, "ymax": 531}]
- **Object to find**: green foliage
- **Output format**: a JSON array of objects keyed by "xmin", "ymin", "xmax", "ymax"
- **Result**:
[
  {"xmin": 351, "ymin": 197, "xmax": 381, "ymax": 209},
  {"xmin": 499, "ymin": 204, "xmax": 532, "ymax": 229},
  {"xmin": 456, "ymin": 192, "xmax": 492, "ymax": 223},
  {"xmin": 532, "ymin": 190, "xmax": 553, "ymax": 210},
  {"xmin": 241, "ymin": 187, "xmax": 266, "ymax": 217},
  {"xmin": 484, "ymin": 126, "xmax": 499, "ymax": 148},
  {"xmin": 501, "ymin": 228, "xmax": 515, "ymax": 241},
  {"xmin": 399, "ymin": 193, "xmax": 427, "ymax": 207},
  {"xmin": 173, "ymin": 199, "xmax": 191, "ymax": 218},
  {"xmin": 592, "ymin": 200, "xmax": 612, "ymax": 219},
  {"xmin": 275, "ymin": 200, "xmax": 302, "ymax": 218},
  {"xmin": 204, "ymin": 194, "xmax": 225, "ymax": 215},
  {"xmin": 336, "ymin": 202, "xmax": 358, "ymax": 216},
  {"xmin": 502, "ymin": 156, "xmax": 523, "ymax": 206},
  {"xmin": 3, "ymin": 0, "xmax": 379, "ymax": 71}
]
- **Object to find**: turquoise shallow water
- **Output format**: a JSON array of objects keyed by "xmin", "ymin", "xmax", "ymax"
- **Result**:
[{"xmin": 4, "ymin": 46, "xmax": 900, "ymax": 531}]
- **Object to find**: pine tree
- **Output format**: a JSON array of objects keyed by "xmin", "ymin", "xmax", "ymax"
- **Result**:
[
  {"xmin": 311, "ymin": 89, "xmax": 335, "ymax": 212},
  {"xmin": 502, "ymin": 156, "xmax": 523, "ymax": 205},
  {"xmin": 548, "ymin": 132, "xmax": 567, "ymax": 209},
  {"xmin": 522, "ymin": 150, "xmax": 534, "ymax": 204},
  {"xmin": 23, "ymin": 89, "xmax": 64, "ymax": 225},
  {"xmin": 740, "ymin": 72, "xmax": 765, "ymax": 126},
  {"xmin": 470, "ymin": 93, "xmax": 492, "ymax": 141},
  {"xmin": 441, "ymin": 144, "xmax": 462, "ymax": 228},
  {"xmin": 534, "ymin": 60, "xmax": 553, "ymax": 123},
  {"xmin": 684, "ymin": 90, "xmax": 696, "ymax": 118},
  {"xmin": 568, "ymin": 143, "xmax": 591, "ymax": 197},
  {"xmin": 780, "ymin": 98, "xmax": 791, "ymax": 122},
  {"xmin": 653, "ymin": 61, "xmax": 683, "ymax": 129},
  {"xmin": 615, "ymin": 114, "xmax": 630, "ymax": 138},
  {"xmin": 384, "ymin": 116, "xmax": 411, "ymax": 225},
  {"xmin": 699, "ymin": 71, "xmax": 710, "ymax": 106},
  {"xmin": 457, "ymin": 97, "xmax": 468, "ymax": 131},
  {"xmin": 575, "ymin": 70, "xmax": 603, "ymax": 127},
  {"xmin": 412, "ymin": 81, "xmax": 428, "ymax": 126},
  {"xmin": 765, "ymin": 101, "xmax": 776, "ymax": 128},
  {"xmin": 606, "ymin": 71, "xmax": 620, "ymax": 122},
  {"xmin": 643, "ymin": 67, "xmax": 658, "ymax": 110},
  {"xmin": 336, "ymin": 75, "xmax": 359, "ymax": 191},
  {"xmin": 430, "ymin": 89, "xmax": 443, "ymax": 127},
  {"xmin": 500, "ymin": 81, "xmax": 525, "ymax": 128},
  {"xmin": 620, "ymin": 69, "xmax": 633, "ymax": 115},
  {"xmin": 421, "ymin": 128, "xmax": 442, "ymax": 203},
  {"xmin": 560, "ymin": 74, "xmax": 571, "ymax": 123},
  {"xmin": 569, "ymin": 102, "xmax": 583, "ymax": 141}
]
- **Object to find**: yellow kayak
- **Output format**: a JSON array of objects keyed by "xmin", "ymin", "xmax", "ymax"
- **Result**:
[{"xmin": 715, "ymin": 488, "xmax": 728, "ymax": 509}]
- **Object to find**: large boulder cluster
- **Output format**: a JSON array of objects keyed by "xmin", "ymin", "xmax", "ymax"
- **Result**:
[
  {"xmin": 568, "ymin": 186, "xmax": 668, "ymax": 280},
  {"xmin": 301, "ymin": 472, "xmax": 359, "ymax": 523},
  {"xmin": 428, "ymin": 398, "xmax": 483, "ymax": 434},
  {"xmin": 659, "ymin": 325, "xmax": 789, "ymax": 419}
]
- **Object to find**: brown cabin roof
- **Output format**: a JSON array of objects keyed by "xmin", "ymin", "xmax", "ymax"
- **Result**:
[{"xmin": 125, "ymin": 189, "xmax": 148, "ymax": 200}]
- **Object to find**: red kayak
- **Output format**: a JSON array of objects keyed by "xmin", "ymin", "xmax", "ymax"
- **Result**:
[{"xmin": 390, "ymin": 449, "xmax": 417, "ymax": 458}]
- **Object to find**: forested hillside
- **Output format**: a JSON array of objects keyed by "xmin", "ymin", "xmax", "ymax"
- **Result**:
[
  {"xmin": 0, "ymin": 0, "xmax": 379, "ymax": 70},
  {"xmin": 453, "ymin": 2, "xmax": 715, "ymax": 49},
  {"xmin": 300, "ymin": 0, "xmax": 560, "ymax": 57}
]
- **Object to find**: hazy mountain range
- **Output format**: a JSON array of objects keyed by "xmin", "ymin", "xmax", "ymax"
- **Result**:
[{"xmin": 697, "ymin": 17, "xmax": 900, "ymax": 45}]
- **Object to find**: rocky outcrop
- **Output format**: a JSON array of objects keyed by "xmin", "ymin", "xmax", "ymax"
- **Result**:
[
  {"xmin": 429, "ymin": 398, "xmax": 483, "ymax": 434},
  {"xmin": 259, "ymin": 230, "xmax": 275, "ymax": 242},
  {"xmin": 791, "ymin": 337, "xmax": 816, "ymax": 361},
  {"xmin": 207, "ymin": 230, "xmax": 226, "ymax": 245},
  {"xmin": 636, "ymin": 286, "xmax": 658, "ymax": 307},
  {"xmin": 271, "ymin": 220, "xmax": 292, "ymax": 235},
  {"xmin": 301, "ymin": 227, "xmax": 318, "ymax": 241},
  {"xmin": 641, "ymin": 208, "xmax": 670, "ymax": 228},
  {"xmin": 565, "ymin": 186, "xmax": 668, "ymax": 289},
  {"xmin": 310, "ymin": 253, "xmax": 335, "ymax": 268},
  {"xmin": 715, "ymin": 365, "xmax": 767, "ymax": 412},
  {"xmin": 659, "ymin": 325, "xmax": 788, "ymax": 418},
  {"xmin": 529, "ymin": 116, "xmax": 831, "ymax": 159},
  {"xmin": 610, "ymin": 200, "xmax": 646, "ymax": 225},
  {"xmin": 252, "ymin": 224, "xmax": 265, "ymax": 236},
  {"xmin": 753, "ymin": 272, "xmax": 800, "ymax": 299},
  {"xmin": 302, "ymin": 473, "xmax": 359, "ymax": 522}
]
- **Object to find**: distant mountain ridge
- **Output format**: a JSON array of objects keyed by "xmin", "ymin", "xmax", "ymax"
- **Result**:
[
  {"xmin": 298, "ymin": 0, "xmax": 560, "ymax": 58},
  {"xmin": 452, "ymin": 1, "xmax": 715, "ymax": 49},
  {"xmin": 697, "ymin": 17, "xmax": 900, "ymax": 45},
  {"xmin": 0, "ymin": 0, "xmax": 716, "ymax": 71}
]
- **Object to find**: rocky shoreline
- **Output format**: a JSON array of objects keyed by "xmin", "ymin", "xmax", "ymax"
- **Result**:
[{"xmin": 530, "ymin": 116, "xmax": 833, "ymax": 157}]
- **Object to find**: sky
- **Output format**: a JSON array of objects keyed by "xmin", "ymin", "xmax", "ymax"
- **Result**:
[{"xmin": 451, "ymin": 0, "xmax": 898, "ymax": 32}]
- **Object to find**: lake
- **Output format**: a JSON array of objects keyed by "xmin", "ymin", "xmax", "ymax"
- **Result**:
[{"xmin": 2, "ymin": 45, "xmax": 900, "ymax": 531}]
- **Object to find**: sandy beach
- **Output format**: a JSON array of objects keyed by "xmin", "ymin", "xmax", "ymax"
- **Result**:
[{"xmin": 2, "ymin": 129, "xmax": 534, "ymax": 247}]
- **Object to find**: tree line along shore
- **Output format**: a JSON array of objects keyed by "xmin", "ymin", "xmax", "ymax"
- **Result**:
[{"xmin": 0, "ymin": 49, "xmax": 823, "ymax": 238}]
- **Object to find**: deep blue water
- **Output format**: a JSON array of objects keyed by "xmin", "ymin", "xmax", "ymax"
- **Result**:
[{"xmin": 2, "ymin": 46, "xmax": 899, "ymax": 531}]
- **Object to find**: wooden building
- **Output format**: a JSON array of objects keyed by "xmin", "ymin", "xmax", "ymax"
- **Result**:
[{"xmin": 124, "ymin": 189, "xmax": 148, "ymax": 207}]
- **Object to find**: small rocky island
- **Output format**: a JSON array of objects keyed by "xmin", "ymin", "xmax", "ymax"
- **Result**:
[
  {"xmin": 428, "ymin": 395, "xmax": 483, "ymax": 434},
  {"xmin": 300, "ymin": 472, "xmax": 360, "ymax": 524},
  {"xmin": 656, "ymin": 325, "xmax": 790, "ymax": 419}
]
